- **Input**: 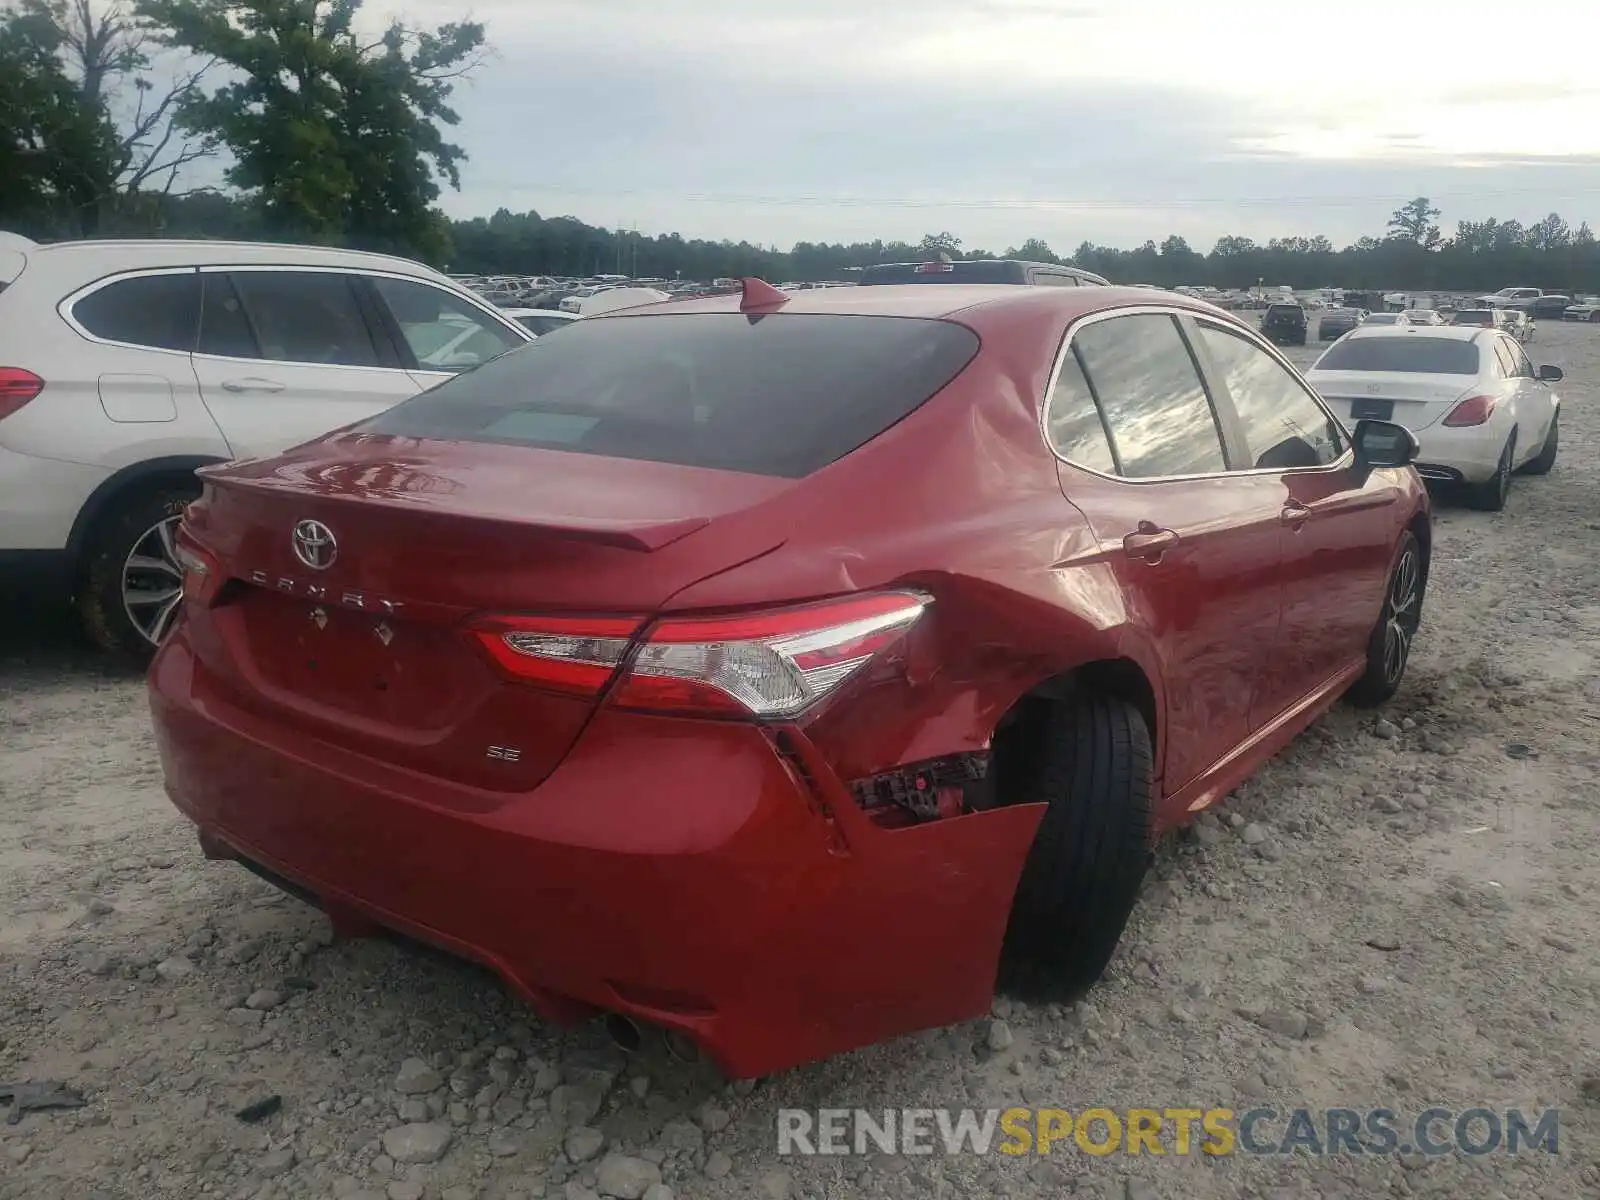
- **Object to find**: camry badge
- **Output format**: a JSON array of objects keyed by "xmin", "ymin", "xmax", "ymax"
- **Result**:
[{"xmin": 292, "ymin": 519, "xmax": 338, "ymax": 570}]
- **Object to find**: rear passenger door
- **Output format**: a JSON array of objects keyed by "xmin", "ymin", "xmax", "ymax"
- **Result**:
[
  {"xmin": 1044, "ymin": 310, "xmax": 1286, "ymax": 805},
  {"xmin": 1498, "ymin": 334, "xmax": 1552, "ymax": 465},
  {"xmin": 190, "ymin": 268, "xmax": 423, "ymax": 460}
]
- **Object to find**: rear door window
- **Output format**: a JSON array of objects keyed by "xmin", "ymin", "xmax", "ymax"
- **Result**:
[
  {"xmin": 1069, "ymin": 313, "xmax": 1228, "ymax": 478},
  {"xmin": 361, "ymin": 313, "xmax": 980, "ymax": 478},
  {"xmin": 1043, "ymin": 348, "xmax": 1116, "ymax": 472},
  {"xmin": 228, "ymin": 271, "xmax": 382, "ymax": 368},
  {"xmin": 72, "ymin": 272, "xmax": 201, "ymax": 352},
  {"xmin": 197, "ymin": 273, "xmax": 260, "ymax": 359}
]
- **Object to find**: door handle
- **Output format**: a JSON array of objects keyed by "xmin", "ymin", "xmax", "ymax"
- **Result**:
[
  {"xmin": 1280, "ymin": 502, "xmax": 1313, "ymax": 527},
  {"xmin": 220, "ymin": 377, "xmax": 285, "ymax": 393},
  {"xmin": 1123, "ymin": 524, "xmax": 1179, "ymax": 562}
]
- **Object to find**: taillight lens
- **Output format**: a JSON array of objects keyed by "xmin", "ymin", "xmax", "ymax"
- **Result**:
[
  {"xmin": 0, "ymin": 367, "xmax": 44, "ymax": 420},
  {"xmin": 469, "ymin": 615, "xmax": 643, "ymax": 697},
  {"xmin": 173, "ymin": 525, "xmax": 224, "ymax": 606},
  {"xmin": 616, "ymin": 591, "xmax": 931, "ymax": 718},
  {"xmin": 1443, "ymin": 394, "xmax": 1497, "ymax": 426},
  {"xmin": 471, "ymin": 591, "xmax": 931, "ymax": 719}
]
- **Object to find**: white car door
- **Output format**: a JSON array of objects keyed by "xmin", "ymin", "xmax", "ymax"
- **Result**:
[
  {"xmin": 362, "ymin": 274, "xmax": 530, "ymax": 393},
  {"xmin": 1500, "ymin": 335, "xmax": 1555, "ymax": 465},
  {"xmin": 190, "ymin": 267, "xmax": 423, "ymax": 461}
]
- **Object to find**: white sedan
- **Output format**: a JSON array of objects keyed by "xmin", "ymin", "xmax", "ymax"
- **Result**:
[
  {"xmin": 1305, "ymin": 325, "xmax": 1560, "ymax": 511},
  {"xmin": 501, "ymin": 307, "xmax": 581, "ymax": 335}
]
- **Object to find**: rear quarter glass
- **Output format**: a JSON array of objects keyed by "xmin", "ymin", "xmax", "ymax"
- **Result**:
[{"xmin": 359, "ymin": 312, "xmax": 981, "ymax": 478}]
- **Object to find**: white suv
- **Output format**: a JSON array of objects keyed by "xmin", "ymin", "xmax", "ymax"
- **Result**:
[{"xmin": 0, "ymin": 233, "xmax": 533, "ymax": 655}]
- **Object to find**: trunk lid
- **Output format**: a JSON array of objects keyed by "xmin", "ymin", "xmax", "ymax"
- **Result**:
[
  {"xmin": 186, "ymin": 433, "xmax": 792, "ymax": 797},
  {"xmin": 1306, "ymin": 370, "xmax": 1480, "ymax": 431}
]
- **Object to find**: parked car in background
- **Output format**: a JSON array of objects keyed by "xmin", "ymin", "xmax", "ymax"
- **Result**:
[
  {"xmin": 856, "ymin": 256, "xmax": 1109, "ymax": 286},
  {"xmin": 1474, "ymin": 287, "xmax": 1543, "ymax": 311},
  {"xmin": 1451, "ymin": 308, "xmax": 1504, "ymax": 329},
  {"xmin": 1306, "ymin": 326, "xmax": 1559, "ymax": 511},
  {"xmin": 0, "ymin": 234, "xmax": 533, "ymax": 656},
  {"xmin": 1529, "ymin": 294, "xmax": 1573, "ymax": 319},
  {"xmin": 1319, "ymin": 307, "xmax": 1367, "ymax": 339},
  {"xmin": 1500, "ymin": 310, "xmax": 1533, "ymax": 343},
  {"xmin": 1260, "ymin": 302, "xmax": 1308, "ymax": 345},
  {"xmin": 502, "ymin": 308, "xmax": 581, "ymax": 336},
  {"xmin": 574, "ymin": 286, "xmax": 673, "ymax": 316},
  {"xmin": 1562, "ymin": 296, "xmax": 1600, "ymax": 322},
  {"xmin": 1362, "ymin": 313, "xmax": 1411, "ymax": 328},
  {"xmin": 1403, "ymin": 309, "xmax": 1447, "ymax": 326},
  {"xmin": 151, "ymin": 281, "xmax": 1429, "ymax": 1078}
]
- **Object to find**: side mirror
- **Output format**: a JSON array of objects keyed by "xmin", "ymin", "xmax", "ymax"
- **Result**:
[
  {"xmin": 1538, "ymin": 364, "xmax": 1563, "ymax": 382},
  {"xmin": 1352, "ymin": 419, "xmax": 1419, "ymax": 469}
]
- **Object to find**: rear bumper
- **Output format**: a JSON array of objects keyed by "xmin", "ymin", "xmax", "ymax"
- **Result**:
[
  {"xmin": 1410, "ymin": 424, "xmax": 1506, "ymax": 484},
  {"xmin": 148, "ymin": 633, "xmax": 1042, "ymax": 1078},
  {"xmin": 0, "ymin": 442, "xmax": 108, "ymax": 553}
]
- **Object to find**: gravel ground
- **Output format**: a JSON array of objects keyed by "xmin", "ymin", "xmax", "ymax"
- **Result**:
[{"xmin": 3, "ymin": 321, "xmax": 1599, "ymax": 1200}]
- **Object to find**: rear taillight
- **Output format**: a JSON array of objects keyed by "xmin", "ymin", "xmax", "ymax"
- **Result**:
[
  {"xmin": 471, "ymin": 591, "xmax": 931, "ymax": 719},
  {"xmin": 174, "ymin": 525, "xmax": 225, "ymax": 607},
  {"xmin": 0, "ymin": 367, "xmax": 44, "ymax": 420},
  {"xmin": 1443, "ymin": 394, "xmax": 1497, "ymax": 427},
  {"xmin": 469, "ymin": 615, "xmax": 642, "ymax": 697}
]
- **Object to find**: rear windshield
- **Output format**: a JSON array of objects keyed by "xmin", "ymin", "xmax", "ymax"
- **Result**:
[
  {"xmin": 359, "ymin": 313, "xmax": 980, "ymax": 478},
  {"xmin": 859, "ymin": 261, "xmax": 1025, "ymax": 285},
  {"xmin": 1363, "ymin": 314, "xmax": 1400, "ymax": 324},
  {"xmin": 1315, "ymin": 336, "xmax": 1480, "ymax": 375},
  {"xmin": 1266, "ymin": 305, "xmax": 1303, "ymax": 317},
  {"xmin": 1452, "ymin": 310, "xmax": 1493, "ymax": 324}
]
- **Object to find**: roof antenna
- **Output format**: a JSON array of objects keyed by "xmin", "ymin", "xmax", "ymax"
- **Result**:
[{"xmin": 739, "ymin": 277, "xmax": 790, "ymax": 312}]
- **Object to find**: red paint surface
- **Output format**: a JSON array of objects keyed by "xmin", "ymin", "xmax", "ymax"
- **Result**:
[{"xmin": 149, "ymin": 284, "xmax": 1429, "ymax": 1076}]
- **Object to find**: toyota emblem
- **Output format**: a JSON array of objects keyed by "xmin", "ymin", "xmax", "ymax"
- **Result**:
[{"xmin": 292, "ymin": 519, "xmax": 338, "ymax": 570}]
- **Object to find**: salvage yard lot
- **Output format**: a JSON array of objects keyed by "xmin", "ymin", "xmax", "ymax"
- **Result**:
[{"xmin": 3, "ymin": 324, "xmax": 1600, "ymax": 1200}]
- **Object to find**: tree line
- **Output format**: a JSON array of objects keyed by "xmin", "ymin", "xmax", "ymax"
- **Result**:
[{"xmin": 5, "ymin": 2, "xmax": 1598, "ymax": 293}]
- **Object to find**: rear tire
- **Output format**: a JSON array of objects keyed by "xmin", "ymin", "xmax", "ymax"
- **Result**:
[
  {"xmin": 998, "ymin": 695, "xmax": 1153, "ymax": 1000},
  {"xmin": 77, "ymin": 484, "xmax": 197, "ymax": 661},
  {"xmin": 1346, "ymin": 531, "xmax": 1424, "ymax": 707},
  {"xmin": 1462, "ymin": 435, "xmax": 1514, "ymax": 512},
  {"xmin": 1520, "ymin": 413, "xmax": 1558, "ymax": 475}
]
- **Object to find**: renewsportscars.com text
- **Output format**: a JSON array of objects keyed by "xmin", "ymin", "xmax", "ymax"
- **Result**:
[{"xmin": 776, "ymin": 1107, "xmax": 1560, "ymax": 1158}]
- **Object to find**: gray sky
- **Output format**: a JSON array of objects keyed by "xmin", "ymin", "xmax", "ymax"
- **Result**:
[{"xmin": 385, "ymin": 0, "xmax": 1600, "ymax": 252}]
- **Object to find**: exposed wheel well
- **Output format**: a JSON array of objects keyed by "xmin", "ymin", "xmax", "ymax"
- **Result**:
[
  {"xmin": 66, "ymin": 457, "xmax": 220, "ymax": 567},
  {"xmin": 991, "ymin": 659, "xmax": 1159, "ymax": 806}
]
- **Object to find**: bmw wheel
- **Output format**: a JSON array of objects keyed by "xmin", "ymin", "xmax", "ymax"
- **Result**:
[{"xmin": 78, "ymin": 484, "xmax": 199, "ymax": 659}]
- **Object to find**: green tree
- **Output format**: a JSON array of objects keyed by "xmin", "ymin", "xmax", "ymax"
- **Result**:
[
  {"xmin": 15, "ymin": 0, "xmax": 218, "ymax": 232},
  {"xmin": 0, "ymin": 0, "xmax": 120, "ymax": 234},
  {"xmin": 1008, "ymin": 236, "xmax": 1059, "ymax": 263},
  {"xmin": 1387, "ymin": 196, "xmax": 1442, "ymax": 248},
  {"xmin": 917, "ymin": 230, "xmax": 962, "ymax": 258},
  {"xmin": 136, "ymin": 0, "xmax": 484, "ymax": 261}
]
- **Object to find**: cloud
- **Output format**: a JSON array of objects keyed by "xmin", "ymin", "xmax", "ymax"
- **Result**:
[{"xmin": 372, "ymin": 0, "xmax": 1600, "ymax": 250}]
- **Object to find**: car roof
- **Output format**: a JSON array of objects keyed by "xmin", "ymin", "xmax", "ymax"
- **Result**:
[
  {"xmin": 604, "ymin": 283, "xmax": 1227, "ymax": 324},
  {"xmin": 25, "ymin": 237, "xmax": 448, "ymax": 279},
  {"xmin": 1339, "ymin": 324, "xmax": 1487, "ymax": 342}
]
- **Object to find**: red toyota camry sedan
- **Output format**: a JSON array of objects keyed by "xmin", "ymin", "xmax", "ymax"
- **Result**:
[{"xmin": 149, "ymin": 280, "xmax": 1430, "ymax": 1078}]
